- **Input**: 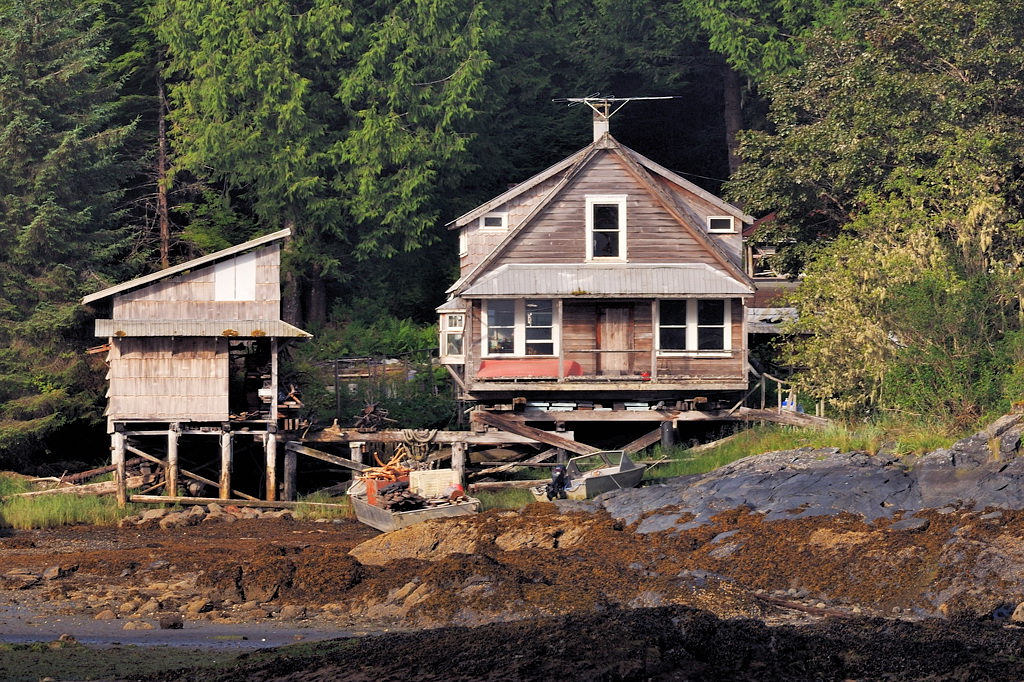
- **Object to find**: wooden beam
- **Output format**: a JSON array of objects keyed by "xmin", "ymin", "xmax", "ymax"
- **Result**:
[
  {"xmin": 471, "ymin": 448, "xmax": 559, "ymax": 478},
  {"xmin": 304, "ymin": 429, "xmax": 547, "ymax": 445},
  {"xmin": 500, "ymin": 410, "xmax": 681, "ymax": 423},
  {"xmin": 617, "ymin": 428, "xmax": 663, "ymax": 454},
  {"xmin": 732, "ymin": 407, "xmax": 830, "ymax": 428},
  {"xmin": 113, "ymin": 432, "xmax": 127, "ymax": 508},
  {"xmin": 285, "ymin": 442, "xmax": 368, "ymax": 471},
  {"xmin": 265, "ymin": 432, "xmax": 278, "ymax": 502},
  {"xmin": 129, "ymin": 494, "xmax": 348, "ymax": 510},
  {"xmin": 470, "ymin": 411, "xmax": 601, "ymax": 455},
  {"xmin": 468, "ymin": 480, "xmax": 541, "ymax": 491}
]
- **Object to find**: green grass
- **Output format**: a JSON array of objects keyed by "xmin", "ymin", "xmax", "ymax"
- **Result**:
[
  {"xmin": 0, "ymin": 492, "xmax": 142, "ymax": 529},
  {"xmin": 475, "ymin": 487, "xmax": 535, "ymax": 511},
  {"xmin": 637, "ymin": 420, "xmax": 961, "ymax": 480},
  {"xmin": 291, "ymin": 492, "xmax": 353, "ymax": 521}
]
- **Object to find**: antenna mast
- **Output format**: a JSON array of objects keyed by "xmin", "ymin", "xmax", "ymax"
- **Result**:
[{"xmin": 553, "ymin": 95, "xmax": 678, "ymax": 141}]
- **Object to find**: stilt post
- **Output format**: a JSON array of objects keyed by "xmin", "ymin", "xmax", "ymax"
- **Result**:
[
  {"xmin": 283, "ymin": 447, "xmax": 297, "ymax": 501},
  {"xmin": 265, "ymin": 427, "xmax": 278, "ymax": 501},
  {"xmin": 166, "ymin": 422, "xmax": 179, "ymax": 497},
  {"xmin": 219, "ymin": 427, "xmax": 233, "ymax": 500},
  {"xmin": 112, "ymin": 429, "xmax": 127, "ymax": 508}
]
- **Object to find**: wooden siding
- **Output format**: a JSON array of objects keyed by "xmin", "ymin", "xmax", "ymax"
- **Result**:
[
  {"xmin": 459, "ymin": 175, "xmax": 563, "ymax": 276},
  {"xmin": 486, "ymin": 153, "xmax": 730, "ymax": 269},
  {"xmin": 651, "ymin": 175, "xmax": 743, "ymax": 262},
  {"xmin": 112, "ymin": 245, "xmax": 281, "ymax": 321},
  {"xmin": 107, "ymin": 337, "xmax": 228, "ymax": 422}
]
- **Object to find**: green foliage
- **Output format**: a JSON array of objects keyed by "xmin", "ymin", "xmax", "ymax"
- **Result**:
[{"xmin": 730, "ymin": 0, "xmax": 1024, "ymax": 429}]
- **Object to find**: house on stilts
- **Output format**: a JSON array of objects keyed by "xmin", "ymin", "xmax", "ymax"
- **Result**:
[
  {"xmin": 82, "ymin": 228, "xmax": 311, "ymax": 506},
  {"xmin": 437, "ymin": 99, "xmax": 823, "ymax": 448}
]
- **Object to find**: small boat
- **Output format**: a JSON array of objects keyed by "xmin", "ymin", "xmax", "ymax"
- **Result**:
[
  {"xmin": 531, "ymin": 450, "xmax": 645, "ymax": 501},
  {"xmin": 348, "ymin": 468, "xmax": 481, "ymax": 533}
]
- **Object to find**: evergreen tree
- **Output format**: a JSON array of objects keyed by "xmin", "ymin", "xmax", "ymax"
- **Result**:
[{"xmin": 0, "ymin": 0, "xmax": 136, "ymax": 466}]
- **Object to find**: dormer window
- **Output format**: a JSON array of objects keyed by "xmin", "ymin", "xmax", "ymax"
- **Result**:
[
  {"xmin": 480, "ymin": 212, "xmax": 508, "ymax": 231},
  {"xmin": 586, "ymin": 195, "xmax": 627, "ymax": 261},
  {"xmin": 707, "ymin": 216, "xmax": 735, "ymax": 233}
]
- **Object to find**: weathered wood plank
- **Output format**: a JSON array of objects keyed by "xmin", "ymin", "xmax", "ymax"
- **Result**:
[
  {"xmin": 284, "ymin": 442, "xmax": 367, "ymax": 472},
  {"xmin": 471, "ymin": 448, "xmax": 558, "ymax": 478},
  {"xmin": 470, "ymin": 411, "xmax": 601, "ymax": 455},
  {"xmin": 618, "ymin": 427, "xmax": 663, "ymax": 454},
  {"xmin": 129, "ymin": 494, "xmax": 347, "ymax": 510}
]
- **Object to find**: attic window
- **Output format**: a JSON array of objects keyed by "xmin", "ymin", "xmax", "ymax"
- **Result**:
[
  {"xmin": 480, "ymin": 213, "xmax": 508, "ymax": 231},
  {"xmin": 586, "ymin": 195, "xmax": 627, "ymax": 261},
  {"xmin": 707, "ymin": 216, "xmax": 735, "ymax": 233}
]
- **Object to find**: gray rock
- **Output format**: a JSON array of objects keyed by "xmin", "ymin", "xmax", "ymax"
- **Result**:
[{"xmin": 888, "ymin": 518, "xmax": 930, "ymax": 532}]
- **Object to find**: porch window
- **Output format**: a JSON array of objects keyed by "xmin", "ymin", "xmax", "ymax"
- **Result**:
[
  {"xmin": 657, "ymin": 299, "xmax": 731, "ymax": 353},
  {"xmin": 586, "ymin": 195, "xmax": 627, "ymax": 261},
  {"xmin": 439, "ymin": 312, "xmax": 465, "ymax": 363},
  {"xmin": 484, "ymin": 299, "xmax": 557, "ymax": 356}
]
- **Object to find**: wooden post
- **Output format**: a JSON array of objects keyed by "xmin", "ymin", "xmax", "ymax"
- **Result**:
[
  {"xmin": 166, "ymin": 423, "xmax": 179, "ymax": 498},
  {"xmin": 350, "ymin": 441, "xmax": 364, "ymax": 464},
  {"xmin": 451, "ymin": 441, "xmax": 467, "ymax": 485},
  {"xmin": 660, "ymin": 420, "xmax": 675, "ymax": 449},
  {"xmin": 219, "ymin": 431, "xmax": 233, "ymax": 500},
  {"xmin": 283, "ymin": 447, "xmax": 297, "ymax": 501},
  {"xmin": 112, "ymin": 430, "xmax": 127, "ymax": 508},
  {"xmin": 265, "ymin": 430, "xmax": 278, "ymax": 501}
]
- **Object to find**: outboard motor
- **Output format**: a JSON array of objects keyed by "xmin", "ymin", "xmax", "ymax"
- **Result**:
[{"xmin": 546, "ymin": 464, "xmax": 569, "ymax": 500}]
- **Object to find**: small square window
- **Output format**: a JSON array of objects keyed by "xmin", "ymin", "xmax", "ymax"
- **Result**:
[
  {"xmin": 446, "ymin": 314, "xmax": 465, "ymax": 330},
  {"xmin": 707, "ymin": 216, "xmax": 735, "ymax": 233}
]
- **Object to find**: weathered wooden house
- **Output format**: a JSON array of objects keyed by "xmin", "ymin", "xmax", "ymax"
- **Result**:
[
  {"xmin": 82, "ymin": 228, "xmax": 311, "ymax": 504},
  {"xmin": 438, "ymin": 106, "xmax": 757, "ymax": 415}
]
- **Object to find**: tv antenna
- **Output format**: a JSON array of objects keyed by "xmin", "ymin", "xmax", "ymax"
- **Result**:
[{"xmin": 553, "ymin": 94, "xmax": 679, "ymax": 139}]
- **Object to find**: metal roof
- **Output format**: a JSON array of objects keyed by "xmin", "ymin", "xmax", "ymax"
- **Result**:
[
  {"xmin": 82, "ymin": 228, "xmax": 291, "ymax": 305},
  {"xmin": 458, "ymin": 263, "xmax": 755, "ymax": 298},
  {"xmin": 94, "ymin": 319, "xmax": 312, "ymax": 339}
]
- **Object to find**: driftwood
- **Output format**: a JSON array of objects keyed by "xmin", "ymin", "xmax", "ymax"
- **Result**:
[{"xmin": 16, "ymin": 474, "xmax": 154, "ymax": 498}]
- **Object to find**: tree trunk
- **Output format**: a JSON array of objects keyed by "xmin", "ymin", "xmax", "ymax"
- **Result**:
[
  {"xmin": 305, "ymin": 262, "xmax": 327, "ymax": 326},
  {"xmin": 722, "ymin": 63, "xmax": 743, "ymax": 176},
  {"xmin": 157, "ymin": 79, "xmax": 171, "ymax": 270},
  {"xmin": 280, "ymin": 219, "xmax": 302, "ymax": 326}
]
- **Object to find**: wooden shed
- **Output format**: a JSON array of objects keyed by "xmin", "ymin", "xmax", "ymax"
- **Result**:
[{"xmin": 82, "ymin": 229, "xmax": 311, "ymax": 505}]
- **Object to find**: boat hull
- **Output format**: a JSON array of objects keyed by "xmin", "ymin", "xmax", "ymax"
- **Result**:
[{"xmin": 351, "ymin": 494, "xmax": 480, "ymax": 533}]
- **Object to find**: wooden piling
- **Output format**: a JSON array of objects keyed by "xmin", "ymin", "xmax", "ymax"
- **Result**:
[
  {"xmin": 219, "ymin": 431, "xmax": 232, "ymax": 500},
  {"xmin": 113, "ymin": 431, "xmax": 127, "ymax": 508},
  {"xmin": 283, "ymin": 447, "xmax": 297, "ymax": 501},
  {"xmin": 166, "ymin": 423, "xmax": 179, "ymax": 497},
  {"xmin": 265, "ymin": 431, "xmax": 277, "ymax": 501}
]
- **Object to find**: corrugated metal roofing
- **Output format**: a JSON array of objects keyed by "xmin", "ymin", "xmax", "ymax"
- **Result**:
[
  {"xmin": 459, "ymin": 264, "xmax": 754, "ymax": 298},
  {"xmin": 94, "ymin": 319, "xmax": 312, "ymax": 338},
  {"xmin": 82, "ymin": 228, "xmax": 291, "ymax": 305}
]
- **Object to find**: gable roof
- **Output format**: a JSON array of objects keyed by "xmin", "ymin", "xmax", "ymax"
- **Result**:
[
  {"xmin": 82, "ymin": 228, "xmax": 291, "ymax": 305},
  {"xmin": 449, "ymin": 135, "xmax": 755, "ymax": 297}
]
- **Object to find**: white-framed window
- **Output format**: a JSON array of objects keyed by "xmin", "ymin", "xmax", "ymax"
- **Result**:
[
  {"xmin": 440, "ymin": 312, "xmax": 465, "ymax": 362},
  {"xmin": 483, "ymin": 299, "xmax": 557, "ymax": 356},
  {"xmin": 586, "ymin": 195, "xmax": 627, "ymax": 261},
  {"xmin": 480, "ymin": 212, "xmax": 508, "ymax": 231},
  {"xmin": 458, "ymin": 229, "xmax": 468, "ymax": 256},
  {"xmin": 656, "ymin": 299, "xmax": 732, "ymax": 354},
  {"xmin": 707, "ymin": 216, "xmax": 736, "ymax": 233}
]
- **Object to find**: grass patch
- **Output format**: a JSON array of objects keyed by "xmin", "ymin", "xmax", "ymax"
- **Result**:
[
  {"xmin": 475, "ymin": 487, "xmax": 535, "ymax": 511},
  {"xmin": 639, "ymin": 420, "xmax": 960, "ymax": 480},
  {"xmin": 0, "ymin": 493, "xmax": 142, "ymax": 530},
  {"xmin": 291, "ymin": 492, "xmax": 352, "ymax": 521}
]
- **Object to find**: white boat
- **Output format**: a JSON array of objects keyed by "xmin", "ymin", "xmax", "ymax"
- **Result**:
[{"xmin": 531, "ymin": 450, "xmax": 644, "ymax": 501}]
